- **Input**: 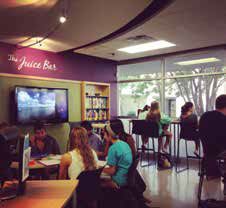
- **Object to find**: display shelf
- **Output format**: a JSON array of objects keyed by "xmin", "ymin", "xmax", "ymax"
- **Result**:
[{"xmin": 81, "ymin": 81, "xmax": 110, "ymax": 121}]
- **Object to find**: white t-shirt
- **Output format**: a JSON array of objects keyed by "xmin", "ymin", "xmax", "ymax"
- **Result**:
[{"xmin": 68, "ymin": 149, "xmax": 98, "ymax": 179}]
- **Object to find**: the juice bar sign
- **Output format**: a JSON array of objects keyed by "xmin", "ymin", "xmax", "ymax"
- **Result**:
[{"xmin": 8, "ymin": 54, "xmax": 57, "ymax": 71}]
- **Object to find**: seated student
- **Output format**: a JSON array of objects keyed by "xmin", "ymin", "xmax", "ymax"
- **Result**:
[
  {"xmin": 81, "ymin": 121, "xmax": 102, "ymax": 153},
  {"xmin": 81, "ymin": 121, "xmax": 110, "ymax": 159},
  {"xmin": 145, "ymin": 101, "xmax": 172, "ymax": 153},
  {"xmin": 180, "ymin": 102, "xmax": 200, "ymax": 157},
  {"xmin": 59, "ymin": 127, "xmax": 98, "ymax": 179},
  {"xmin": 109, "ymin": 119, "xmax": 150, "ymax": 204},
  {"xmin": 110, "ymin": 119, "xmax": 136, "ymax": 159},
  {"xmin": 199, "ymin": 94, "xmax": 226, "ymax": 178},
  {"xmin": 30, "ymin": 123, "xmax": 60, "ymax": 157},
  {"xmin": 103, "ymin": 122, "xmax": 133, "ymax": 188}
]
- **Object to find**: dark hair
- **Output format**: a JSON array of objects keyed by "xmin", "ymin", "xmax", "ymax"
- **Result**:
[
  {"xmin": 142, "ymin": 105, "xmax": 150, "ymax": 111},
  {"xmin": 109, "ymin": 119, "xmax": 128, "ymax": 142},
  {"xmin": 34, "ymin": 123, "xmax": 45, "ymax": 132},
  {"xmin": 181, "ymin": 102, "xmax": 193, "ymax": 115},
  {"xmin": 80, "ymin": 121, "xmax": 92, "ymax": 131},
  {"xmin": 216, "ymin": 94, "xmax": 226, "ymax": 109}
]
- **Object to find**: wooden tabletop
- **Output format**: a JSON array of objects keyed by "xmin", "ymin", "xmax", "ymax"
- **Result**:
[{"xmin": 2, "ymin": 180, "xmax": 78, "ymax": 208}]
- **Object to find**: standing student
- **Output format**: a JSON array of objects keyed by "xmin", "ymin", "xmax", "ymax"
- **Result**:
[
  {"xmin": 103, "ymin": 123, "xmax": 133, "ymax": 188},
  {"xmin": 180, "ymin": 102, "xmax": 200, "ymax": 157},
  {"xmin": 146, "ymin": 101, "xmax": 172, "ymax": 153},
  {"xmin": 59, "ymin": 127, "xmax": 98, "ymax": 179}
]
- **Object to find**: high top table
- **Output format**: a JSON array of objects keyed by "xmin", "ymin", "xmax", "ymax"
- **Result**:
[{"xmin": 1, "ymin": 180, "xmax": 78, "ymax": 208}]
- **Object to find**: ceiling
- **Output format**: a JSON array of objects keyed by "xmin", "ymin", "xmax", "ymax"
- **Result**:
[
  {"xmin": 1, "ymin": 0, "xmax": 226, "ymax": 62},
  {"xmin": 76, "ymin": 0, "xmax": 226, "ymax": 61},
  {"xmin": 0, "ymin": 0, "xmax": 151, "ymax": 52}
]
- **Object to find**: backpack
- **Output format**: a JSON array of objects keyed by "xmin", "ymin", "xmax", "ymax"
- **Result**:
[{"xmin": 158, "ymin": 153, "xmax": 172, "ymax": 170}]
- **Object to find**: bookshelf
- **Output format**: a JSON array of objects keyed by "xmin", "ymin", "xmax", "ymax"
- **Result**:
[{"xmin": 81, "ymin": 81, "xmax": 110, "ymax": 121}]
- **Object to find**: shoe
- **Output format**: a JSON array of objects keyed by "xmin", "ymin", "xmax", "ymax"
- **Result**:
[{"xmin": 194, "ymin": 151, "xmax": 201, "ymax": 158}]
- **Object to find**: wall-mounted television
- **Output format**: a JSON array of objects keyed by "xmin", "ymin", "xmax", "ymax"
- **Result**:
[{"xmin": 14, "ymin": 86, "xmax": 69, "ymax": 125}]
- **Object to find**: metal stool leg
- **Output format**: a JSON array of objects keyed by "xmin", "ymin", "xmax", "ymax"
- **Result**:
[
  {"xmin": 136, "ymin": 135, "xmax": 139, "ymax": 152},
  {"xmin": 152, "ymin": 138, "xmax": 156, "ymax": 164},
  {"xmin": 185, "ymin": 140, "xmax": 189, "ymax": 170},
  {"xmin": 198, "ymin": 140, "xmax": 201, "ymax": 175},
  {"xmin": 176, "ymin": 138, "xmax": 181, "ymax": 172},
  {"xmin": 176, "ymin": 139, "xmax": 189, "ymax": 173}
]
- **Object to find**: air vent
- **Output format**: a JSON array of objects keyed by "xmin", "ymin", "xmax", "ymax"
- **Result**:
[{"xmin": 126, "ymin": 35, "xmax": 156, "ymax": 42}]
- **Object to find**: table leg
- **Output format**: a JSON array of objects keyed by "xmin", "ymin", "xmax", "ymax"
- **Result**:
[{"xmin": 72, "ymin": 190, "xmax": 77, "ymax": 208}]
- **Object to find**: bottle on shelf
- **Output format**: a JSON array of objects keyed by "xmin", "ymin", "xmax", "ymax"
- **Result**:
[
  {"xmin": 94, "ymin": 110, "xmax": 98, "ymax": 120},
  {"xmin": 99, "ymin": 110, "xmax": 102, "ymax": 120}
]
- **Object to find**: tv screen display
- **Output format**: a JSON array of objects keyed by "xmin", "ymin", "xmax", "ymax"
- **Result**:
[{"xmin": 14, "ymin": 86, "xmax": 68, "ymax": 124}]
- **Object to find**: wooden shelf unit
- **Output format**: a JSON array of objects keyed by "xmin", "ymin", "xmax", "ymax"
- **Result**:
[{"xmin": 81, "ymin": 81, "xmax": 110, "ymax": 121}]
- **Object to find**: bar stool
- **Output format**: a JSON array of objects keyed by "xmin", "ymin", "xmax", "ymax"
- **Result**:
[
  {"xmin": 131, "ymin": 120, "xmax": 159, "ymax": 167},
  {"xmin": 176, "ymin": 121, "xmax": 201, "ymax": 173}
]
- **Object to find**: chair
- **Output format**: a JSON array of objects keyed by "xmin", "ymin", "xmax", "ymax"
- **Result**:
[
  {"xmin": 176, "ymin": 121, "xmax": 201, "ymax": 173},
  {"xmin": 131, "ymin": 120, "xmax": 159, "ymax": 167},
  {"xmin": 76, "ymin": 167, "xmax": 104, "ymax": 208},
  {"xmin": 127, "ymin": 154, "xmax": 141, "ymax": 188},
  {"xmin": 198, "ymin": 157, "xmax": 226, "ymax": 208}
]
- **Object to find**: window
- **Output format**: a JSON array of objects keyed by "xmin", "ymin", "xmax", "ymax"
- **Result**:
[
  {"xmin": 117, "ymin": 49, "xmax": 226, "ymax": 118},
  {"xmin": 118, "ymin": 60, "xmax": 162, "ymax": 116},
  {"xmin": 118, "ymin": 80, "xmax": 161, "ymax": 117}
]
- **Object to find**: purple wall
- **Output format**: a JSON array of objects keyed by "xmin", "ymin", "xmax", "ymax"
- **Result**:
[{"xmin": 0, "ymin": 42, "xmax": 118, "ymax": 116}]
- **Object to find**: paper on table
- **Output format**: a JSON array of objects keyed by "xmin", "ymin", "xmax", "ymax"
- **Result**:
[
  {"xmin": 48, "ymin": 155, "xmax": 62, "ymax": 160},
  {"xmin": 39, "ymin": 159, "xmax": 60, "ymax": 166}
]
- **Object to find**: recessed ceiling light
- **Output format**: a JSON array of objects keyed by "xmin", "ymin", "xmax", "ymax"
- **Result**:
[
  {"xmin": 117, "ymin": 40, "xmax": 176, "ymax": 54},
  {"xmin": 175, "ymin": 57, "xmax": 220, "ymax": 66},
  {"xmin": 59, "ymin": 16, "xmax": 67, "ymax": 24}
]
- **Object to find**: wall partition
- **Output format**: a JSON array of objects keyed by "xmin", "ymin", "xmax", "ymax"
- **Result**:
[{"xmin": 117, "ymin": 49, "xmax": 226, "ymax": 119}]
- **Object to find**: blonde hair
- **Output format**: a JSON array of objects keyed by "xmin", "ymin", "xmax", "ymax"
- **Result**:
[
  {"xmin": 147, "ymin": 101, "xmax": 161, "ymax": 122},
  {"xmin": 70, "ymin": 127, "xmax": 96, "ymax": 170}
]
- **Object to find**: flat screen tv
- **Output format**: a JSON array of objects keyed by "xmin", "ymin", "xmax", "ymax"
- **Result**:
[{"xmin": 14, "ymin": 86, "xmax": 69, "ymax": 124}]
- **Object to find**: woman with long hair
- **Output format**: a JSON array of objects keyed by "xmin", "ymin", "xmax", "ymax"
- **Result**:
[
  {"xmin": 59, "ymin": 127, "xmax": 98, "ymax": 179},
  {"xmin": 180, "ymin": 102, "xmax": 200, "ymax": 156},
  {"xmin": 110, "ymin": 119, "xmax": 136, "ymax": 159},
  {"xmin": 146, "ymin": 101, "xmax": 172, "ymax": 153}
]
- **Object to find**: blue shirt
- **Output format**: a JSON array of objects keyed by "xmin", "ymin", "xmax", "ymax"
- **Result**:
[{"xmin": 107, "ymin": 140, "xmax": 132, "ymax": 186}]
